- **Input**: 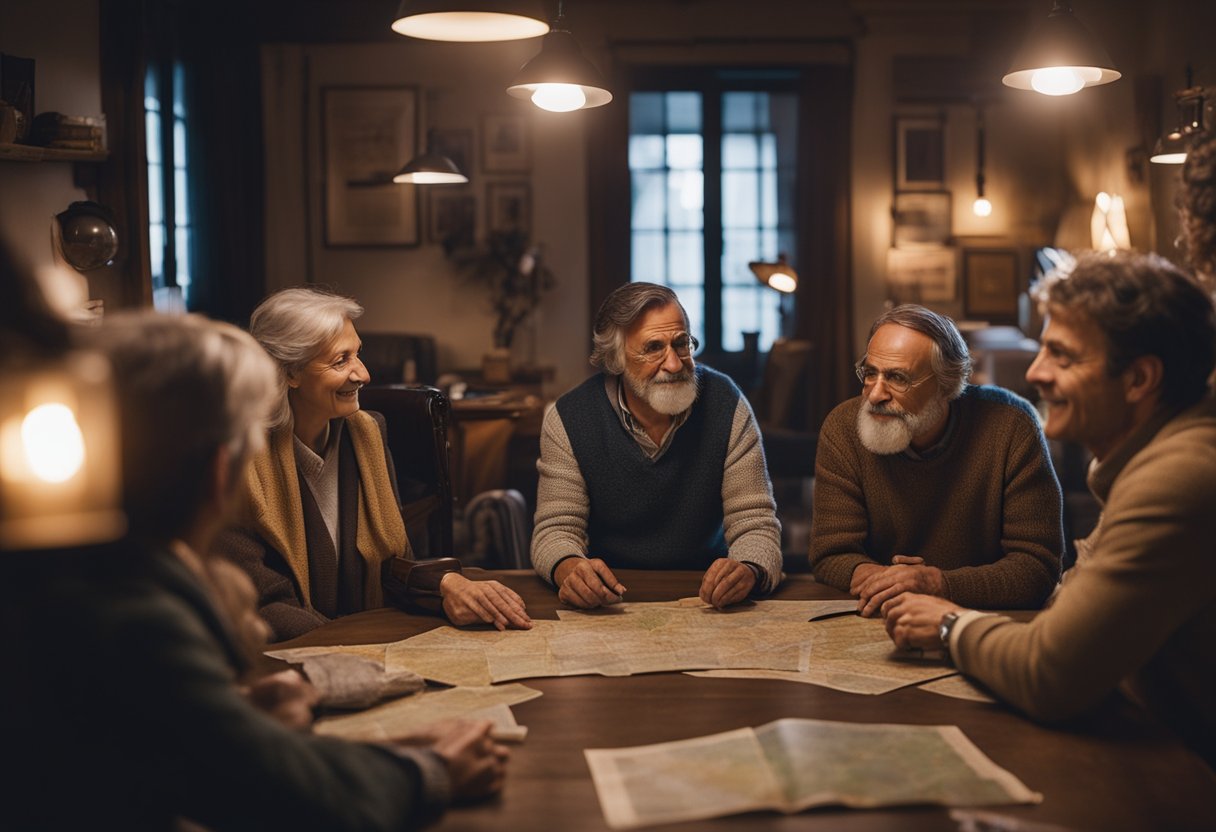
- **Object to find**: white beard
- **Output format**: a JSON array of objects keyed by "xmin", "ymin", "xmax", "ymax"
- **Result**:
[
  {"xmin": 625, "ymin": 366, "xmax": 699, "ymax": 416},
  {"xmin": 857, "ymin": 395, "xmax": 948, "ymax": 455}
]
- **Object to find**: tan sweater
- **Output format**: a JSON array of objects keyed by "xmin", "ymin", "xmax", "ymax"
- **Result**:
[
  {"xmin": 954, "ymin": 399, "xmax": 1216, "ymax": 766},
  {"xmin": 811, "ymin": 386, "xmax": 1063, "ymax": 609}
]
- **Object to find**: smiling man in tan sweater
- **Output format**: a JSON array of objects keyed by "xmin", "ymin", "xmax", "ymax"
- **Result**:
[{"xmin": 884, "ymin": 252, "xmax": 1216, "ymax": 768}]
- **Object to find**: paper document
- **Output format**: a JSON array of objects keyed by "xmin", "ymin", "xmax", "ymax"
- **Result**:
[
  {"xmin": 315, "ymin": 683, "xmax": 541, "ymax": 743},
  {"xmin": 585, "ymin": 717, "xmax": 1041, "ymax": 829}
]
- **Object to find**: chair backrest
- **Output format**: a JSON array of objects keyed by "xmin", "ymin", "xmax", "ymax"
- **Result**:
[
  {"xmin": 358, "ymin": 332, "xmax": 439, "ymax": 386},
  {"xmin": 463, "ymin": 489, "xmax": 532, "ymax": 569},
  {"xmin": 753, "ymin": 338, "xmax": 815, "ymax": 432},
  {"xmin": 359, "ymin": 385, "xmax": 453, "ymax": 557}
]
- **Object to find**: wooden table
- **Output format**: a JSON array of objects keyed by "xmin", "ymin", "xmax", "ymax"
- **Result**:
[{"xmin": 278, "ymin": 570, "xmax": 1216, "ymax": 831}]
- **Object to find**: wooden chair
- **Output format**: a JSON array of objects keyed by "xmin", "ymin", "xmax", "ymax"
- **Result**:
[{"xmin": 359, "ymin": 385, "xmax": 454, "ymax": 558}]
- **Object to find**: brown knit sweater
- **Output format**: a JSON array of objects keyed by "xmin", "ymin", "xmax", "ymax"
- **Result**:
[{"xmin": 810, "ymin": 385, "xmax": 1063, "ymax": 610}]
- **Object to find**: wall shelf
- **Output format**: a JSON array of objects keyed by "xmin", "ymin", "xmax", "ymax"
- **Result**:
[{"xmin": 0, "ymin": 142, "xmax": 107, "ymax": 163}]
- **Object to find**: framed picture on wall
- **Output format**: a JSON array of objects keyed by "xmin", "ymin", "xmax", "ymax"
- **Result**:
[
  {"xmin": 893, "ymin": 191, "xmax": 951, "ymax": 247},
  {"xmin": 482, "ymin": 113, "xmax": 531, "ymax": 173},
  {"xmin": 487, "ymin": 182, "xmax": 531, "ymax": 235},
  {"xmin": 895, "ymin": 115, "xmax": 946, "ymax": 191},
  {"xmin": 963, "ymin": 248, "xmax": 1020, "ymax": 321},
  {"xmin": 428, "ymin": 189, "xmax": 476, "ymax": 254},
  {"xmin": 322, "ymin": 86, "xmax": 419, "ymax": 247}
]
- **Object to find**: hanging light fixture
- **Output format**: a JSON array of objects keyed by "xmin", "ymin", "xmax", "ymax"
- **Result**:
[
  {"xmin": 395, "ymin": 128, "xmax": 469, "ymax": 184},
  {"xmin": 972, "ymin": 108, "xmax": 992, "ymax": 218},
  {"xmin": 749, "ymin": 254, "xmax": 798, "ymax": 294},
  {"xmin": 506, "ymin": 1, "xmax": 612, "ymax": 113},
  {"xmin": 1002, "ymin": 1, "xmax": 1120, "ymax": 96},
  {"xmin": 391, "ymin": 1, "xmax": 549, "ymax": 42},
  {"xmin": 1150, "ymin": 66, "xmax": 1207, "ymax": 165}
]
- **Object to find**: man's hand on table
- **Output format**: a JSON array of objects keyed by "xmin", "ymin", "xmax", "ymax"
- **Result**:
[
  {"xmin": 698, "ymin": 558, "xmax": 755, "ymax": 609},
  {"xmin": 440, "ymin": 572, "xmax": 532, "ymax": 630},
  {"xmin": 403, "ymin": 719, "xmax": 510, "ymax": 802},
  {"xmin": 242, "ymin": 669, "xmax": 319, "ymax": 731},
  {"xmin": 882, "ymin": 592, "xmax": 963, "ymax": 651},
  {"xmin": 554, "ymin": 557, "xmax": 626, "ymax": 609},
  {"xmin": 850, "ymin": 555, "xmax": 946, "ymax": 617}
]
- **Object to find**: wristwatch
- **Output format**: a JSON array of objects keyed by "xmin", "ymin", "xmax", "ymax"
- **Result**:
[{"xmin": 938, "ymin": 611, "xmax": 961, "ymax": 659}]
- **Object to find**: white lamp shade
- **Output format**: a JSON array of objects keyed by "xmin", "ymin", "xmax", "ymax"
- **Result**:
[{"xmin": 391, "ymin": 0, "xmax": 549, "ymax": 42}]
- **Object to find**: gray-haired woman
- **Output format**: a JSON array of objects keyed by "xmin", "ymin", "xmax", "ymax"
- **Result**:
[{"xmin": 217, "ymin": 286, "xmax": 531, "ymax": 641}]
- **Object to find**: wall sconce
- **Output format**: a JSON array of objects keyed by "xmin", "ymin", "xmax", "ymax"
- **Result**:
[
  {"xmin": 750, "ymin": 254, "xmax": 798, "ymax": 338},
  {"xmin": 395, "ymin": 128, "xmax": 469, "ymax": 184},
  {"xmin": 391, "ymin": 0, "xmax": 549, "ymax": 42},
  {"xmin": 1150, "ymin": 66, "xmax": 1208, "ymax": 165},
  {"xmin": 1090, "ymin": 191, "xmax": 1130, "ymax": 254},
  {"xmin": 1002, "ymin": 1, "xmax": 1120, "ymax": 96},
  {"xmin": 506, "ymin": 1, "xmax": 612, "ymax": 112},
  {"xmin": 972, "ymin": 109, "xmax": 992, "ymax": 218}
]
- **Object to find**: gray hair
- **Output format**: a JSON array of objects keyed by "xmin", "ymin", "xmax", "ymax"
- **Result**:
[
  {"xmin": 867, "ymin": 304, "xmax": 972, "ymax": 400},
  {"xmin": 249, "ymin": 286, "xmax": 364, "ymax": 429},
  {"xmin": 92, "ymin": 311, "xmax": 278, "ymax": 541},
  {"xmin": 590, "ymin": 283, "xmax": 689, "ymax": 375}
]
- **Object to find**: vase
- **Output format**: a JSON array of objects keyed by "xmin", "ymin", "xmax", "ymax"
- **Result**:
[{"xmin": 482, "ymin": 347, "xmax": 512, "ymax": 385}]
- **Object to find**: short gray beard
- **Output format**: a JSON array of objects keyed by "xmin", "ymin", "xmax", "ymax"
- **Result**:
[
  {"xmin": 624, "ymin": 366, "xmax": 699, "ymax": 416},
  {"xmin": 857, "ymin": 394, "xmax": 948, "ymax": 455}
]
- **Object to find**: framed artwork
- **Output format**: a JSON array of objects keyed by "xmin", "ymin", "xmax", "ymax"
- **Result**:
[
  {"xmin": 428, "ymin": 189, "xmax": 476, "ymax": 254},
  {"xmin": 893, "ymin": 191, "xmax": 951, "ymax": 248},
  {"xmin": 886, "ymin": 247, "xmax": 957, "ymax": 305},
  {"xmin": 963, "ymin": 248, "xmax": 1020, "ymax": 321},
  {"xmin": 895, "ymin": 116, "xmax": 946, "ymax": 191},
  {"xmin": 432, "ymin": 128, "xmax": 473, "ymax": 179},
  {"xmin": 482, "ymin": 113, "xmax": 531, "ymax": 173},
  {"xmin": 487, "ymin": 182, "xmax": 531, "ymax": 235},
  {"xmin": 322, "ymin": 86, "xmax": 419, "ymax": 247}
]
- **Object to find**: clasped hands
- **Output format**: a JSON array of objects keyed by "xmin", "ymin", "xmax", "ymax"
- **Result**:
[
  {"xmin": 849, "ymin": 554, "xmax": 946, "ymax": 618},
  {"xmin": 554, "ymin": 556, "xmax": 755, "ymax": 610}
]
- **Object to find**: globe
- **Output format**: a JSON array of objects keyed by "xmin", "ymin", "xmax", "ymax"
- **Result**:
[{"xmin": 56, "ymin": 202, "xmax": 118, "ymax": 271}]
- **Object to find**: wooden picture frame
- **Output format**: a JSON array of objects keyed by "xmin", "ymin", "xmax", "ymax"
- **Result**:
[
  {"xmin": 428, "ymin": 189, "xmax": 476, "ymax": 254},
  {"xmin": 482, "ymin": 113, "xmax": 530, "ymax": 173},
  {"xmin": 886, "ymin": 247, "xmax": 957, "ymax": 304},
  {"xmin": 895, "ymin": 116, "xmax": 946, "ymax": 191},
  {"xmin": 322, "ymin": 86, "xmax": 419, "ymax": 247},
  {"xmin": 963, "ymin": 248, "xmax": 1020, "ymax": 321},
  {"xmin": 487, "ymin": 182, "xmax": 531, "ymax": 235},
  {"xmin": 893, "ymin": 191, "xmax": 951, "ymax": 248}
]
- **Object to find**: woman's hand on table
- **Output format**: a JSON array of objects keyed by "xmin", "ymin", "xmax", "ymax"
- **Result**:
[{"xmin": 440, "ymin": 572, "xmax": 532, "ymax": 630}]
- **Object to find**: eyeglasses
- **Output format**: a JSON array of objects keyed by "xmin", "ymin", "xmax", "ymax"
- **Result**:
[
  {"xmin": 854, "ymin": 360, "xmax": 932, "ymax": 394},
  {"xmin": 636, "ymin": 333, "xmax": 699, "ymax": 364}
]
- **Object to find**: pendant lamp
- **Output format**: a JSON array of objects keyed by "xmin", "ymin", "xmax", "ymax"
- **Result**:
[
  {"xmin": 972, "ymin": 109, "xmax": 992, "ymax": 217},
  {"xmin": 506, "ymin": 2, "xmax": 611, "ymax": 112},
  {"xmin": 391, "ymin": 0, "xmax": 548, "ymax": 42},
  {"xmin": 1150, "ymin": 67, "xmax": 1207, "ymax": 165},
  {"xmin": 1002, "ymin": 1, "xmax": 1120, "ymax": 96},
  {"xmin": 395, "ymin": 129, "xmax": 469, "ymax": 184}
]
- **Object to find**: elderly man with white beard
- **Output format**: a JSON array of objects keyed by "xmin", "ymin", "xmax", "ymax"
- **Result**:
[
  {"xmin": 531, "ymin": 282, "xmax": 783, "ymax": 609},
  {"xmin": 810, "ymin": 305, "xmax": 1063, "ymax": 617}
]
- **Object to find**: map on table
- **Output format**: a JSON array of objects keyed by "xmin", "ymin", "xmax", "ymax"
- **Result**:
[
  {"xmin": 584, "ymin": 717, "xmax": 1042, "ymax": 829},
  {"xmin": 315, "ymin": 683, "xmax": 541, "ymax": 743},
  {"xmin": 269, "ymin": 599, "xmax": 956, "ymax": 694}
]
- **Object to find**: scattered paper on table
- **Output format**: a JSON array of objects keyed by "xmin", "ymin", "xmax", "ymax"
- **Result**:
[
  {"xmin": 919, "ymin": 675, "xmax": 1000, "ymax": 704},
  {"xmin": 315, "ymin": 683, "xmax": 541, "ymax": 743},
  {"xmin": 585, "ymin": 717, "xmax": 1041, "ymax": 830}
]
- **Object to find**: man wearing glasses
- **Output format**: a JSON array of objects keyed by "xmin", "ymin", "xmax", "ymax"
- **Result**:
[
  {"xmin": 810, "ymin": 304, "xmax": 1063, "ymax": 617},
  {"xmin": 531, "ymin": 282, "xmax": 783, "ymax": 610}
]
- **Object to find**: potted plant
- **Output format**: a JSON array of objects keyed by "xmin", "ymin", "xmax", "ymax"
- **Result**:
[{"xmin": 458, "ymin": 229, "xmax": 556, "ymax": 383}]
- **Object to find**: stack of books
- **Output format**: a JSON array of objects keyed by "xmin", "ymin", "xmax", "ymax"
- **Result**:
[{"xmin": 30, "ymin": 112, "xmax": 106, "ymax": 151}]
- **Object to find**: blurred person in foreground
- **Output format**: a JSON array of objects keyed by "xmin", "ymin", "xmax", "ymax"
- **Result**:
[
  {"xmin": 3, "ymin": 301, "xmax": 508, "ymax": 829},
  {"xmin": 217, "ymin": 286, "xmax": 530, "ymax": 641},
  {"xmin": 531, "ymin": 282, "xmax": 783, "ymax": 609},
  {"xmin": 884, "ymin": 252, "xmax": 1216, "ymax": 768}
]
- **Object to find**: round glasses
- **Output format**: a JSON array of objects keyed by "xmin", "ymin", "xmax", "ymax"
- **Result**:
[
  {"xmin": 636, "ymin": 333, "xmax": 699, "ymax": 364},
  {"xmin": 854, "ymin": 361, "xmax": 931, "ymax": 394}
]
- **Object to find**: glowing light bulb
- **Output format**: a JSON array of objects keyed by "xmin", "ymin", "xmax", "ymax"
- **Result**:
[
  {"xmin": 21, "ymin": 403, "xmax": 85, "ymax": 483},
  {"xmin": 531, "ymin": 84, "xmax": 586, "ymax": 112},
  {"xmin": 1030, "ymin": 67, "xmax": 1085, "ymax": 96},
  {"xmin": 767, "ymin": 272, "xmax": 797, "ymax": 293},
  {"xmin": 973, "ymin": 197, "xmax": 993, "ymax": 217}
]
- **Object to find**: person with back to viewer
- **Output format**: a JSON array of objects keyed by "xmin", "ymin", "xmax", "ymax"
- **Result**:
[
  {"xmin": 883, "ymin": 252, "xmax": 1216, "ymax": 769},
  {"xmin": 2, "ymin": 293, "xmax": 510, "ymax": 828},
  {"xmin": 810, "ymin": 304, "xmax": 1064, "ymax": 616},
  {"xmin": 531, "ymin": 282, "xmax": 784, "ymax": 609}
]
